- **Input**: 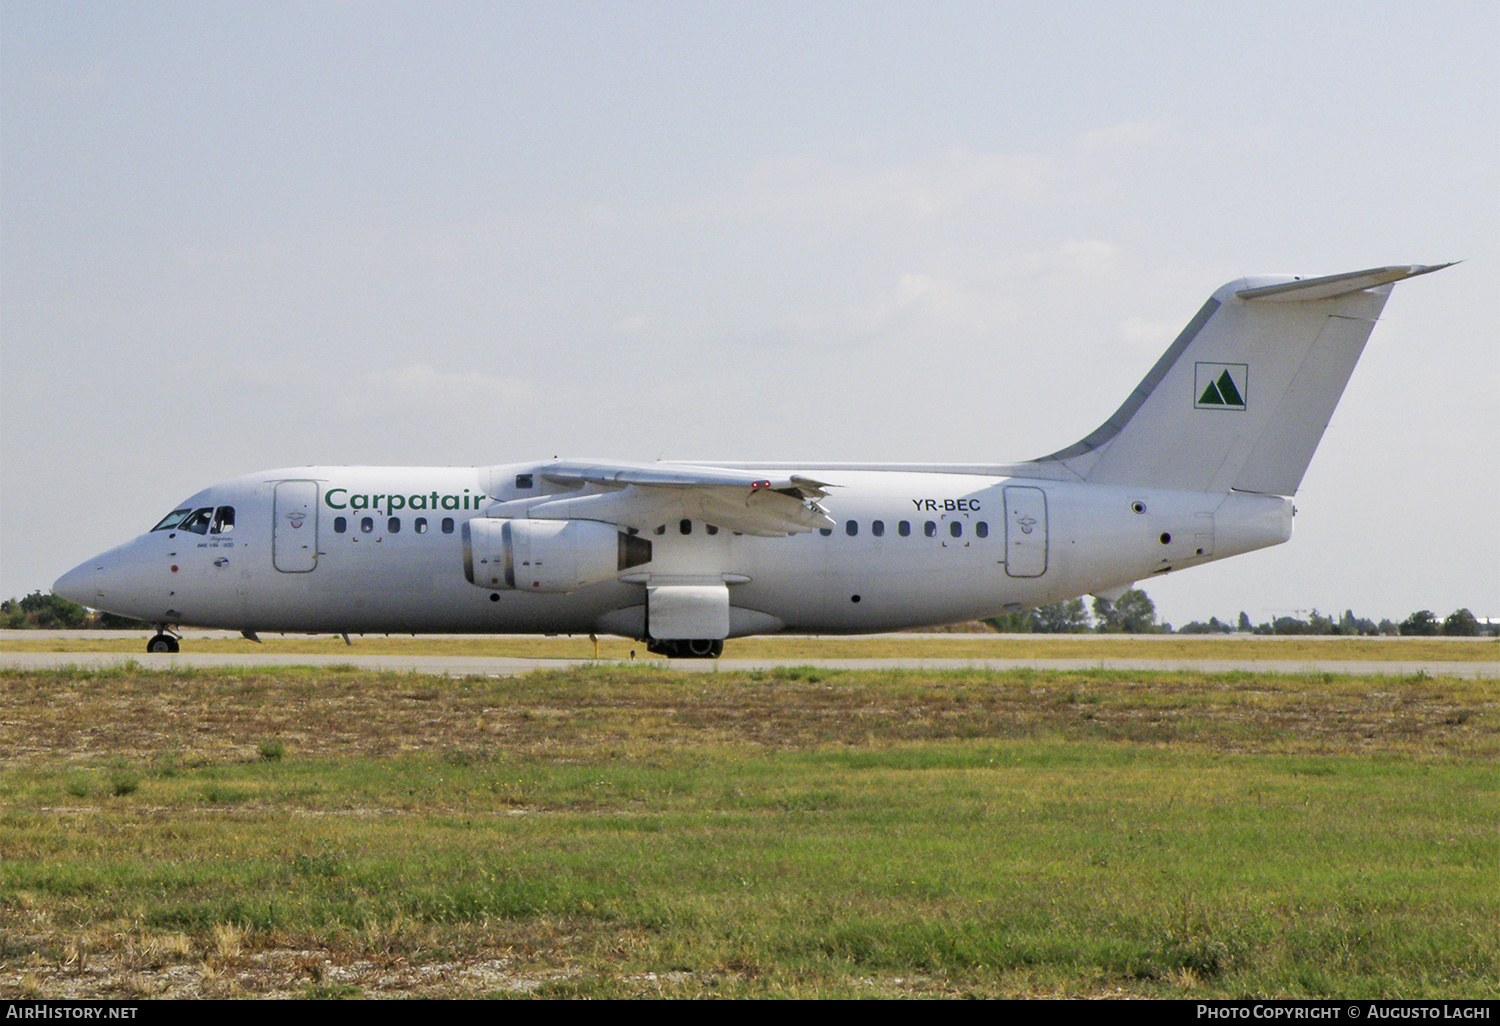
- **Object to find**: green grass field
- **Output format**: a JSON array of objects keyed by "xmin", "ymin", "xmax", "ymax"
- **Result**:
[{"xmin": 1, "ymin": 663, "xmax": 1495, "ymax": 998}]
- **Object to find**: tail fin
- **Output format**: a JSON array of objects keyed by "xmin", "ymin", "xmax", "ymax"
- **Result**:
[{"xmin": 1031, "ymin": 264, "xmax": 1452, "ymax": 495}]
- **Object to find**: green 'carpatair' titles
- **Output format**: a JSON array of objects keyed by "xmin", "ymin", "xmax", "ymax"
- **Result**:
[{"xmin": 324, "ymin": 488, "xmax": 482, "ymax": 512}]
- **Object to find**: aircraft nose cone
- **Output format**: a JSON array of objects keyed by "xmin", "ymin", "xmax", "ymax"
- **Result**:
[{"xmin": 53, "ymin": 549, "xmax": 121, "ymax": 607}]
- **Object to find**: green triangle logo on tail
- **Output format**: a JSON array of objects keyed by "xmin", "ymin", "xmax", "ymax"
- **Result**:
[{"xmin": 1194, "ymin": 363, "xmax": 1248, "ymax": 411}]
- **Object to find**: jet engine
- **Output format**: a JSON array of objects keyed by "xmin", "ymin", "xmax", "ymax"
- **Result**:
[{"xmin": 463, "ymin": 518, "xmax": 652, "ymax": 592}]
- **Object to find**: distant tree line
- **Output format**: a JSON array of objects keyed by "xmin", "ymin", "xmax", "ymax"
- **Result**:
[
  {"xmin": 2, "ymin": 592, "xmax": 145, "ymax": 630},
  {"xmin": 984, "ymin": 590, "xmax": 1494, "ymax": 636},
  {"xmin": 1176, "ymin": 606, "xmax": 1492, "ymax": 637},
  {"xmin": 986, "ymin": 590, "xmax": 1165, "ymax": 634}
]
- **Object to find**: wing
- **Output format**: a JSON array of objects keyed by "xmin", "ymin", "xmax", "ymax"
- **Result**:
[{"xmin": 489, "ymin": 459, "xmax": 835, "ymax": 537}]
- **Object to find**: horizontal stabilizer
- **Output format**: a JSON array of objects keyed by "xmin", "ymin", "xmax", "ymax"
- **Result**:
[{"xmin": 1236, "ymin": 263, "xmax": 1455, "ymax": 302}]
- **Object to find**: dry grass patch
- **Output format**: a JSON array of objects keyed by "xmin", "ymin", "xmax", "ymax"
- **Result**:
[{"xmin": 0, "ymin": 665, "xmax": 1494, "ymax": 773}]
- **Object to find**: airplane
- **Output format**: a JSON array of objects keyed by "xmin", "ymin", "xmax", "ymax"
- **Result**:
[{"xmin": 53, "ymin": 264, "xmax": 1450, "ymax": 657}]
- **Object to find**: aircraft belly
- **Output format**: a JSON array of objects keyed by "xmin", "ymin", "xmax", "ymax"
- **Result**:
[
  {"xmin": 254, "ymin": 552, "xmax": 646, "ymax": 634},
  {"xmin": 736, "ymin": 560, "xmax": 1000, "ymax": 633}
]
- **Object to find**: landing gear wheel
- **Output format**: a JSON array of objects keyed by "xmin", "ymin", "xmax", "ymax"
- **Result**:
[
  {"xmin": 646, "ymin": 639, "xmax": 723, "ymax": 659},
  {"xmin": 684, "ymin": 638, "xmax": 723, "ymax": 659},
  {"xmin": 147, "ymin": 634, "xmax": 179, "ymax": 654}
]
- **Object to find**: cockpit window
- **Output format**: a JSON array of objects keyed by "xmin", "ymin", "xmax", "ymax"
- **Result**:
[
  {"xmin": 152, "ymin": 509, "xmax": 193, "ymax": 532},
  {"xmin": 179, "ymin": 508, "xmax": 215, "ymax": 534},
  {"xmin": 154, "ymin": 506, "xmax": 233, "ymax": 534}
]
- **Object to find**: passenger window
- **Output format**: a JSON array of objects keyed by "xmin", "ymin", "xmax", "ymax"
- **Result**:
[
  {"xmin": 654, "ymin": 525, "xmax": 666, "ymax": 536},
  {"xmin": 361, "ymin": 517, "xmax": 374, "ymax": 534},
  {"xmin": 976, "ymin": 521, "xmax": 989, "ymax": 538},
  {"xmin": 152, "ymin": 509, "xmax": 193, "ymax": 532},
  {"xmin": 211, "ymin": 507, "xmax": 235, "ymax": 534},
  {"xmin": 845, "ymin": 520, "xmax": 858, "ymax": 536},
  {"xmin": 820, "ymin": 528, "xmax": 832, "ymax": 537},
  {"xmin": 872, "ymin": 520, "xmax": 884, "ymax": 537},
  {"xmin": 706, "ymin": 524, "xmax": 719, "ymax": 535},
  {"xmin": 388, "ymin": 517, "xmax": 400, "ymax": 534},
  {"xmin": 334, "ymin": 517, "xmax": 347, "ymax": 534},
  {"xmin": 415, "ymin": 518, "xmax": 428, "ymax": 534},
  {"xmin": 180, "ymin": 508, "xmax": 214, "ymax": 535},
  {"xmin": 680, "ymin": 519, "xmax": 692, "ymax": 535},
  {"xmin": 441, "ymin": 518, "xmax": 455, "ymax": 534},
  {"xmin": 950, "ymin": 521, "xmax": 963, "ymax": 538},
  {"xmin": 898, "ymin": 520, "xmax": 911, "ymax": 537},
  {"xmin": 924, "ymin": 521, "xmax": 937, "ymax": 537}
]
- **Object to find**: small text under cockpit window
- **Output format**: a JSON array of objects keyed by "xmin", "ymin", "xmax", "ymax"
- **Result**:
[{"xmin": 152, "ymin": 509, "xmax": 193, "ymax": 532}]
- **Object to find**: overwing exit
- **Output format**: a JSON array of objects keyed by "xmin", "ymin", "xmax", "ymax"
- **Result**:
[{"xmin": 53, "ymin": 264, "xmax": 1451, "ymax": 656}]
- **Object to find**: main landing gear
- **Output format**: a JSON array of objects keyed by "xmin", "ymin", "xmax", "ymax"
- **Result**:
[
  {"xmin": 146, "ymin": 631, "xmax": 180, "ymax": 654},
  {"xmin": 645, "ymin": 638, "xmax": 724, "ymax": 659}
]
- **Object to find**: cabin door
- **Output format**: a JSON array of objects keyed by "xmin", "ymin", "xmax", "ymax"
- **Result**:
[
  {"xmin": 1003, "ymin": 486, "xmax": 1048, "ymax": 578},
  {"xmin": 272, "ymin": 480, "xmax": 320, "ymax": 573}
]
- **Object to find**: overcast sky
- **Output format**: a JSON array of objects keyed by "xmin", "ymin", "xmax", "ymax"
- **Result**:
[{"xmin": 3, "ymin": 1, "xmax": 1496, "ymax": 628}]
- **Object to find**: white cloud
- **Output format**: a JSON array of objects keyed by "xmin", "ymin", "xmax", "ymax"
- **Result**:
[
  {"xmin": 1119, "ymin": 315, "xmax": 1181, "ymax": 351},
  {"xmin": 609, "ymin": 314, "xmax": 648, "ymax": 336},
  {"xmin": 845, "ymin": 270, "xmax": 1024, "ymax": 342},
  {"xmin": 360, "ymin": 364, "xmax": 528, "ymax": 405},
  {"xmin": 1050, "ymin": 239, "xmax": 1120, "ymax": 275},
  {"xmin": 679, "ymin": 147, "xmax": 1057, "ymax": 229},
  {"xmin": 1074, "ymin": 117, "xmax": 1176, "ymax": 156}
]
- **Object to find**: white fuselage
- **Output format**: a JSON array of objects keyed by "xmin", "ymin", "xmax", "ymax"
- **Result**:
[{"xmin": 58, "ymin": 463, "xmax": 1292, "ymax": 637}]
